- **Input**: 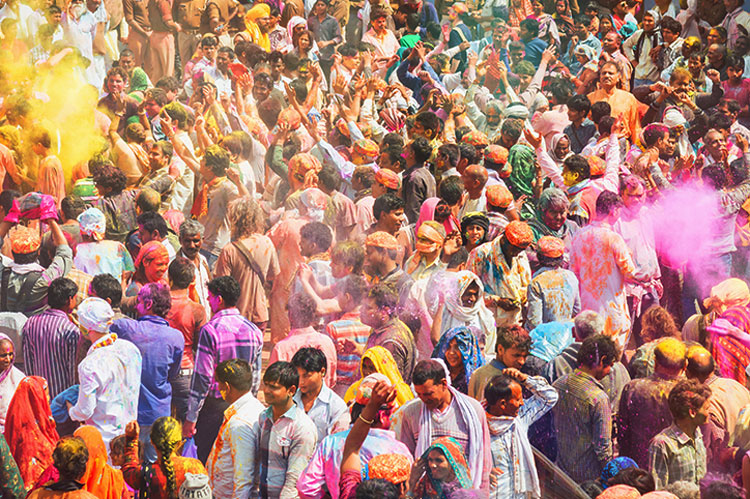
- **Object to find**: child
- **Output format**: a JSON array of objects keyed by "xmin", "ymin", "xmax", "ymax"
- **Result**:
[
  {"xmin": 564, "ymin": 94, "xmax": 597, "ymax": 154},
  {"xmin": 721, "ymin": 56, "xmax": 750, "ymax": 128}
]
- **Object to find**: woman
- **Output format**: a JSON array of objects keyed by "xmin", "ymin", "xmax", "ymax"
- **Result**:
[
  {"xmin": 245, "ymin": 3, "xmax": 271, "ymax": 51},
  {"xmin": 410, "ymin": 437, "xmax": 473, "ymax": 499},
  {"xmin": 74, "ymin": 207, "xmax": 135, "ymax": 283},
  {"xmin": 432, "ymin": 327, "xmax": 485, "ymax": 394},
  {"xmin": 5, "ymin": 376, "xmax": 59, "ymax": 490},
  {"xmin": 344, "ymin": 346, "xmax": 414, "ymax": 408},
  {"xmin": 527, "ymin": 187, "xmax": 579, "ymax": 245},
  {"xmin": 552, "ymin": 0, "xmax": 575, "ymax": 48},
  {"xmin": 507, "ymin": 143, "xmax": 537, "ymax": 201},
  {"xmin": 122, "ymin": 241, "xmax": 170, "ymax": 316},
  {"xmin": 547, "ymin": 134, "xmax": 572, "ymax": 169},
  {"xmin": 571, "ymin": 45, "xmax": 599, "ymax": 94},
  {"xmin": 528, "ymin": 0, "xmax": 560, "ymax": 46},
  {"xmin": 508, "ymin": 0, "xmax": 533, "ymax": 28},
  {"xmin": 0, "ymin": 334, "xmax": 24, "ymax": 432},
  {"xmin": 597, "ymin": 15, "xmax": 614, "ymax": 39},
  {"xmin": 460, "ymin": 212, "xmax": 489, "ymax": 253},
  {"xmin": 122, "ymin": 417, "xmax": 206, "ymax": 499},
  {"xmin": 27, "ymin": 437, "xmax": 97, "ymax": 499},
  {"xmin": 292, "ymin": 30, "xmax": 319, "ymax": 62}
]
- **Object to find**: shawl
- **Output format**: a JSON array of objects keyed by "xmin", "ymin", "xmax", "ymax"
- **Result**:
[
  {"xmin": 416, "ymin": 198, "xmax": 460, "ymax": 235},
  {"xmin": 129, "ymin": 68, "xmax": 150, "ymax": 93},
  {"xmin": 432, "ymin": 327, "xmax": 486, "ymax": 392},
  {"xmin": 529, "ymin": 321, "xmax": 574, "ymax": 362},
  {"xmin": 441, "ymin": 271, "xmax": 495, "ymax": 353},
  {"xmin": 74, "ymin": 426, "xmax": 125, "ymax": 499},
  {"xmin": 4, "ymin": 376, "xmax": 59, "ymax": 489},
  {"xmin": 344, "ymin": 346, "xmax": 414, "ymax": 408},
  {"xmin": 245, "ymin": 4, "xmax": 271, "ymax": 51},
  {"xmin": 415, "ymin": 437, "xmax": 473, "ymax": 499},
  {"xmin": 548, "ymin": 133, "xmax": 573, "ymax": 166},
  {"xmin": 415, "ymin": 390, "xmax": 484, "ymax": 490},
  {"xmin": 507, "ymin": 144, "xmax": 536, "ymax": 199},
  {"xmin": 486, "ymin": 410, "xmax": 539, "ymax": 496},
  {"xmin": 551, "ymin": 0, "xmax": 574, "ymax": 35}
]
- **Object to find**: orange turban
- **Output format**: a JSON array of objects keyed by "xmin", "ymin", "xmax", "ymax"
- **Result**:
[
  {"xmin": 504, "ymin": 221, "xmax": 533, "ymax": 248},
  {"xmin": 375, "ymin": 169, "xmax": 401, "ymax": 190},
  {"xmin": 486, "ymin": 184, "xmax": 513, "ymax": 208},
  {"xmin": 365, "ymin": 231, "xmax": 399, "ymax": 250},
  {"xmin": 9, "ymin": 225, "xmax": 41, "ymax": 254},
  {"xmin": 537, "ymin": 236, "xmax": 565, "ymax": 258}
]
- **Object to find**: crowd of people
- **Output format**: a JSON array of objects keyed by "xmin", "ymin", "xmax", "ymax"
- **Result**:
[{"xmin": 3, "ymin": 0, "xmax": 750, "ymax": 497}]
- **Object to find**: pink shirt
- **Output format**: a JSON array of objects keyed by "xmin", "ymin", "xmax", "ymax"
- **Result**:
[{"xmin": 269, "ymin": 326, "xmax": 338, "ymax": 387}]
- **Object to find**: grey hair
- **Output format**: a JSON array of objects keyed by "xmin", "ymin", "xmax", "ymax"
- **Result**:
[
  {"xmin": 619, "ymin": 174, "xmax": 645, "ymax": 195},
  {"xmin": 666, "ymin": 481, "xmax": 700, "ymax": 499},
  {"xmin": 574, "ymin": 310, "xmax": 605, "ymax": 340},
  {"xmin": 538, "ymin": 187, "xmax": 569, "ymax": 213},
  {"xmin": 179, "ymin": 219, "xmax": 205, "ymax": 239}
]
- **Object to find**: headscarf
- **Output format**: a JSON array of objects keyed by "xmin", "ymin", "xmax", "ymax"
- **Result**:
[
  {"xmin": 129, "ymin": 67, "xmax": 150, "ymax": 93},
  {"xmin": 442, "ymin": 271, "xmax": 495, "ymax": 351},
  {"xmin": 4, "ymin": 376, "xmax": 59, "ymax": 489},
  {"xmin": 134, "ymin": 241, "xmax": 170, "ymax": 284},
  {"xmin": 288, "ymin": 152, "xmax": 322, "ymax": 190},
  {"xmin": 634, "ymin": 10, "xmax": 662, "ymax": 63},
  {"xmin": 287, "ymin": 16, "xmax": 307, "ymax": 45},
  {"xmin": 344, "ymin": 347, "xmax": 414, "ymax": 407},
  {"xmin": 600, "ymin": 457, "xmax": 638, "ymax": 488},
  {"xmin": 353, "ymin": 139, "xmax": 379, "ymax": 160},
  {"xmin": 416, "ymin": 198, "xmax": 459, "ymax": 235},
  {"xmin": 300, "ymin": 187, "xmax": 329, "ymax": 222},
  {"xmin": 548, "ymin": 133, "xmax": 572, "ymax": 166},
  {"xmin": 460, "ymin": 212, "xmax": 489, "ymax": 247},
  {"xmin": 375, "ymin": 169, "xmax": 401, "ymax": 190},
  {"xmin": 78, "ymin": 297, "xmax": 115, "ymax": 334},
  {"xmin": 663, "ymin": 106, "xmax": 693, "ymax": 159},
  {"xmin": 432, "ymin": 327, "xmax": 485, "ymax": 385},
  {"xmin": 415, "ymin": 437, "xmax": 473, "ymax": 499},
  {"xmin": 74, "ymin": 426, "xmax": 125, "ymax": 499},
  {"xmin": 245, "ymin": 3, "xmax": 271, "ymax": 51},
  {"xmin": 503, "ymin": 102, "xmax": 530, "ymax": 120},
  {"xmin": 704, "ymin": 278, "xmax": 750, "ymax": 314},
  {"xmin": 507, "ymin": 143, "xmax": 536, "ymax": 198},
  {"xmin": 573, "ymin": 45, "xmax": 600, "ymax": 74},
  {"xmin": 406, "ymin": 221, "xmax": 446, "ymax": 274},
  {"xmin": 78, "ymin": 207, "xmax": 107, "ymax": 241},
  {"xmin": 529, "ymin": 321, "xmax": 574, "ymax": 362}
]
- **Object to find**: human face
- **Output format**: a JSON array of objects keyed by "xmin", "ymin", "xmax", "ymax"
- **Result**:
[
  {"xmin": 662, "ymin": 27, "xmax": 678, "ymax": 44},
  {"xmin": 464, "ymin": 225, "xmax": 485, "ymax": 248},
  {"xmin": 705, "ymin": 131, "xmax": 727, "ymax": 159},
  {"xmin": 48, "ymin": 10, "xmax": 61, "ymax": 24},
  {"xmin": 330, "ymin": 259, "xmax": 350, "ymax": 279},
  {"xmin": 728, "ymin": 65, "xmax": 744, "ymax": 82},
  {"xmin": 138, "ymin": 224, "xmax": 157, "ymax": 245},
  {"xmin": 342, "ymin": 53, "xmax": 360, "ymax": 70},
  {"xmin": 0, "ymin": 341, "xmax": 13, "ymax": 373},
  {"xmin": 509, "ymin": 48, "xmax": 524, "ymax": 66},
  {"xmin": 492, "ymin": 25, "xmax": 506, "ymax": 46},
  {"xmin": 555, "ymin": 0, "xmax": 567, "ymax": 13},
  {"xmin": 253, "ymin": 82, "xmax": 271, "ymax": 103},
  {"xmin": 603, "ymin": 32, "xmax": 619, "ymax": 53},
  {"xmin": 724, "ymin": 0, "xmax": 740, "ymax": 12},
  {"xmin": 427, "ymin": 450, "xmax": 454, "ymax": 482},
  {"xmin": 688, "ymin": 55, "xmax": 704, "ymax": 75},
  {"xmin": 296, "ymin": 367, "xmax": 324, "ymax": 395},
  {"xmin": 201, "ymin": 42, "xmax": 217, "ymax": 62},
  {"xmin": 613, "ymin": 0, "xmax": 627, "ymax": 16},
  {"xmin": 562, "ymin": 165, "xmax": 580, "ymax": 187},
  {"xmin": 486, "ymin": 107, "xmax": 501, "ymax": 127},
  {"xmin": 148, "ymin": 145, "xmax": 168, "ymax": 171},
  {"xmin": 107, "ymin": 74, "xmax": 125, "ymax": 95},
  {"xmin": 143, "ymin": 253, "xmax": 169, "ymax": 283},
  {"xmin": 372, "ymin": 15, "xmax": 387, "ymax": 33},
  {"xmin": 693, "ymin": 399, "xmax": 711, "ymax": 425},
  {"xmin": 381, "ymin": 208, "xmax": 405, "ymax": 234},
  {"xmin": 360, "ymin": 297, "xmax": 386, "ymax": 328},
  {"xmin": 496, "ymin": 382, "xmax": 524, "ymax": 417},
  {"xmin": 271, "ymin": 58, "xmax": 284, "ymax": 79},
  {"xmin": 575, "ymin": 21, "xmax": 588, "ymax": 39},
  {"xmin": 216, "ymin": 51, "xmax": 231, "ymax": 73},
  {"xmin": 263, "ymin": 379, "xmax": 295, "ymax": 407},
  {"xmin": 599, "ymin": 64, "xmax": 618, "ymax": 89},
  {"xmin": 144, "ymin": 99, "xmax": 161, "ymax": 118},
  {"xmin": 642, "ymin": 14, "xmax": 655, "ymax": 32},
  {"xmin": 314, "ymin": 0, "xmax": 327, "ymax": 15},
  {"xmin": 361, "ymin": 357, "xmax": 377, "ymax": 377},
  {"xmin": 414, "ymin": 379, "xmax": 449, "ymax": 410},
  {"xmin": 180, "ymin": 232, "xmax": 202, "ymax": 259},
  {"xmin": 707, "ymin": 29, "xmax": 721, "ymax": 47},
  {"xmin": 554, "ymin": 137, "xmax": 570, "ymax": 158},
  {"xmin": 372, "ymin": 181, "xmax": 387, "ymax": 198},
  {"xmin": 542, "ymin": 205, "xmax": 567, "ymax": 231},
  {"xmin": 299, "ymin": 236, "xmax": 316, "ymax": 257},
  {"xmin": 498, "ymin": 345, "xmax": 527, "ymax": 369},
  {"xmin": 532, "ymin": 0, "xmax": 543, "ymax": 15},
  {"xmin": 593, "ymin": 361, "xmax": 612, "ymax": 380},
  {"xmin": 622, "ymin": 184, "xmax": 645, "ymax": 210},
  {"xmin": 444, "ymin": 339, "xmax": 463, "ymax": 369},
  {"xmin": 119, "ymin": 54, "xmax": 135, "ymax": 73}
]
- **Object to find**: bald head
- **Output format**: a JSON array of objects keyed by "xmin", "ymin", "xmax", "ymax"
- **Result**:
[
  {"xmin": 465, "ymin": 164, "xmax": 488, "ymax": 182},
  {"xmin": 463, "ymin": 164, "xmax": 488, "ymax": 196},
  {"xmin": 654, "ymin": 337, "xmax": 687, "ymax": 375},
  {"xmin": 686, "ymin": 346, "xmax": 715, "ymax": 383}
]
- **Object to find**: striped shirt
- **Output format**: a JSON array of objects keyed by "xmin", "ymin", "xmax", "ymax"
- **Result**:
[
  {"xmin": 185, "ymin": 308, "xmax": 263, "ymax": 423},
  {"xmin": 22, "ymin": 308, "xmax": 80, "ymax": 398},
  {"xmin": 552, "ymin": 368, "xmax": 613, "ymax": 483},
  {"xmin": 325, "ymin": 312, "xmax": 370, "ymax": 388},
  {"xmin": 250, "ymin": 404, "xmax": 318, "ymax": 499},
  {"xmin": 648, "ymin": 424, "xmax": 706, "ymax": 489}
]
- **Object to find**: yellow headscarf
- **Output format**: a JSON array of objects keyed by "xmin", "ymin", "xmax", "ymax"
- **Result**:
[
  {"xmin": 345, "ymin": 346, "xmax": 414, "ymax": 408},
  {"xmin": 244, "ymin": 3, "xmax": 271, "ymax": 52}
]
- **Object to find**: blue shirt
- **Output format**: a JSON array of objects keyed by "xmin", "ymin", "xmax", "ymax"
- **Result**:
[
  {"xmin": 523, "ymin": 37, "xmax": 548, "ymax": 67},
  {"xmin": 111, "ymin": 315, "xmax": 184, "ymax": 425}
]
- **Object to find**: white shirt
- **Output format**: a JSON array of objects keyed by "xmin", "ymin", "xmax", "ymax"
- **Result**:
[
  {"xmin": 68, "ymin": 334, "xmax": 142, "ymax": 446},
  {"xmin": 207, "ymin": 391, "xmax": 265, "ymax": 499},
  {"xmin": 0, "ymin": 2, "xmax": 34, "ymax": 42},
  {"xmin": 293, "ymin": 384, "xmax": 350, "ymax": 443},
  {"xmin": 169, "ymin": 130, "xmax": 196, "ymax": 215},
  {"xmin": 179, "ymin": 249, "xmax": 211, "ymax": 319}
]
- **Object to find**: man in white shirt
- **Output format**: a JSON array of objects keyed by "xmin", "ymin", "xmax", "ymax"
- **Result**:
[
  {"xmin": 361, "ymin": 8, "xmax": 398, "ymax": 78},
  {"xmin": 206, "ymin": 359, "xmax": 265, "ymax": 499},
  {"xmin": 67, "ymin": 297, "xmax": 142, "ymax": 446},
  {"xmin": 0, "ymin": 0, "xmax": 34, "ymax": 43}
]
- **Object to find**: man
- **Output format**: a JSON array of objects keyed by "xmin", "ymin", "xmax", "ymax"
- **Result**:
[
  {"xmin": 166, "ymin": 257, "xmax": 206, "ymax": 422},
  {"xmin": 617, "ymin": 338, "xmax": 686, "ymax": 468},
  {"xmin": 123, "ymin": 0, "xmax": 150, "ymax": 66},
  {"xmin": 97, "ymin": 67, "xmax": 139, "ymax": 135},
  {"xmin": 468, "ymin": 325, "xmax": 531, "ymax": 401},
  {"xmin": 307, "ymin": 0, "xmax": 342, "ymax": 79},
  {"xmin": 144, "ymin": 0, "xmax": 179, "ymax": 83},
  {"xmin": 552, "ymin": 334, "xmax": 616, "ymax": 482},
  {"xmin": 206, "ymin": 359, "xmax": 265, "ymax": 499},
  {"xmin": 570, "ymin": 191, "xmax": 646, "ymax": 348},
  {"xmin": 297, "ymin": 374, "xmax": 413, "ymax": 499},
  {"xmin": 137, "ymin": 211, "xmax": 178, "ymax": 261},
  {"xmin": 68, "ymin": 297, "xmax": 142, "ymax": 447},
  {"xmin": 485, "ymin": 368, "xmax": 558, "ymax": 499},
  {"xmin": 588, "ymin": 61, "xmax": 641, "ymax": 144},
  {"xmin": 401, "ymin": 137, "xmax": 435, "ymax": 224},
  {"xmin": 22, "ymin": 277, "xmax": 79, "ymax": 398},
  {"xmin": 183, "ymin": 276, "xmax": 263, "ymax": 462},
  {"xmin": 519, "ymin": 18, "xmax": 548, "ymax": 67},
  {"xmin": 685, "ymin": 345, "xmax": 750, "ymax": 468},
  {"xmin": 467, "ymin": 220, "xmax": 532, "ymax": 329},
  {"xmin": 269, "ymin": 294, "xmax": 338, "ymax": 387},
  {"xmin": 392, "ymin": 359, "xmax": 492, "ymax": 492},
  {"xmin": 178, "ymin": 219, "xmax": 211, "ymax": 318},
  {"xmin": 361, "ymin": 284, "xmax": 416, "ymax": 384},
  {"xmin": 361, "ymin": 8, "xmax": 398, "ymax": 78},
  {"xmin": 0, "ymin": 0, "xmax": 33, "ymax": 42},
  {"xmin": 249, "ymin": 361, "xmax": 318, "ymax": 499},
  {"xmin": 526, "ymin": 236, "xmax": 581, "ymax": 330},
  {"xmin": 363, "ymin": 231, "xmax": 412, "ymax": 296},
  {"xmin": 162, "ymin": 102, "xmax": 198, "ymax": 213},
  {"xmin": 291, "ymin": 347, "xmax": 350, "ymax": 442},
  {"xmin": 600, "ymin": 31, "xmax": 632, "ymax": 90},
  {"xmin": 623, "ymin": 10, "xmax": 662, "ymax": 86},
  {"xmin": 547, "ymin": 310, "xmax": 631, "ymax": 412},
  {"xmin": 648, "ymin": 379, "xmax": 711, "ymax": 488},
  {"xmin": 721, "ymin": 0, "xmax": 750, "ymax": 51},
  {"xmin": 563, "ymin": 14, "xmax": 601, "ymax": 73},
  {"xmin": 111, "ymin": 283, "xmax": 184, "ymax": 462},
  {"xmin": 0, "ymin": 206, "xmax": 71, "ymax": 316},
  {"xmin": 459, "ymin": 164, "xmax": 488, "ymax": 218},
  {"xmin": 137, "ymin": 141, "xmax": 175, "ymax": 209},
  {"xmin": 367, "ymin": 195, "xmax": 409, "ymax": 264}
]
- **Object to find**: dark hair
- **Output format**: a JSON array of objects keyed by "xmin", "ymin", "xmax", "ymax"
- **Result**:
[
  {"xmin": 709, "ymin": 112, "xmax": 732, "ymax": 131},
  {"xmin": 155, "ymin": 76, "xmax": 180, "ymax": 93},
  {"xmin": 577, "ymin": 334, "xmax": 617, "ymax": 368},
  {"xmin": 458, "ymin": 143, "xmax": 479, "ymax": 165},
  {"xmin": 579, "ymin": 481, "xmax": 604, "ymax": 497},
  {"xmin": 730, "ymin": 158, "xmax": 750, "ymax": 186},
  {"xmin": 168, "ymin": 257, "xmax": 195, "ymax": 290},
  {"xmin": 291, "ymin": 347, "xmax": 327, "ymax": 372},
  {"xmin": 200, "ymin": 35, "xmax": 219, "ymax": 47},
  {"xmin": 381, "ymin": 147, "xmax": 405, "ymax": 172},
  {"xmin": 61, "ymin": 196, "xmax": 86, "ymax": 221},
  {"xmin": 368, "ymin": 284, "xmax": 399, "ymax": 312},
  {"xmin": 501, "ymin": 118, "xmax": 524, "ymax": 142},
  {"xmin": 0, "ymin": 190, "xmax": 20, "ymax": 214},
  {"xmin": 721, "ymin": 98, "xmax": 742, "ymax": 114},
  {"xmin": 204, "ymin": 144, "xmax": 230, "ymax": 177},
  {"xmin": 438, "ymin": 176, "xmax": 464, "ymax": 206},
  {"xmin": 257, "ymin": 97, "xmax": 282, "ymax": 129},
  {"xmin": 263, "ymin": 361, "xmax": 299, "ymax": 389},
  {"xmin": 53, "ymin": 437, "xmax": 89, "ymax": 481},
  {"xmin": 642, "ymin": 124, "xmax": 669, "ymax": 147},
  {"xmin": 608, "ymin": 468, "xmax": 655, "ymax": 494},
  {"xmin": 207, "ymin": 276, "xmax": 241, "ymax": 307},
  {"xmin": 137, "ymin": 211, "xmax": 168, "ymax": 238},
  {"xmin": 106, "ymin": 66, "xmax": 129, "ymax": 83},
  {"xmin": 355, "ymin": 479, "xmax": 401, "ymax": 499},
  {"xmin": 595, "ymin": 191, "xmax": 623, "ymax": 217},
  {"xmin": 47, "ymin": 5, "xmax": 62, "ymax": 14},
  {"xmin": 340, "ymin": 274, "xmax": 368, "ymax": 302},
  {"xmin": 519, "ymin": 17, "xmax": 539, "ymax": 36},
  {"xmin": 90, "ymin": 273, "xmax": 122, "ymax": 308},
  {"xmin": 216, "ymin": 358, "xmax": 254, "ymax": 392},
  {"xmin": 597, "ymin": 115, "xmax": 615, "ymax": 135},
  {"xmin": 668, "ymin": 379, "xmax": 711, "ymax": 420},
  {"xmin": 563, "ymin": 154, "xmax": 590, "ymax": 179},
  {"xmin": 300, "ymin": 222, "xmax": 333, "ymax": 253},
  {"xmin": 218, "ymin": 46, "xmax": 234, "ymax": 59},
  {"xmin": 373, "ymin": 193, "xmax": 405, "ymax": 220},
  {"xmin": 93, "ymin": 164, "xmax": 127, "ymax": 194},
  {"xmin": 48, "ymin": 277, "xmax": 78, "ymax": 309},
  {"xmin": 319, "ymin": 165, "xmax": 342, "ymax": 192},
  {"xmin": 700, "ymin": 475, "xmax": 744, "ymax": 499},
  {"xmin": 288, "ymin": 292, "xmax": 317, "ymax": 327},
  {"xmin": 547, "ymin": 77, "xmax": 575, "ymax": 106},
  {"xmin": 703, "ymin": 163, "xmax": 728, "ymax": 190},
  {"xmin": 568, "ymin": 93, "xmax": 592, "ymax": 114},
  {"xmin": 381, "ymin": 133, "xmax": 405, "ymax": 150},
  {"xmin": 139, "ymin": 283, "xmax": 172, "ymax": 317},
  {"xmin": 412, "ymin": 359, "xmax": 447, "ymax": 386},
  {"xmin": 338, "ymin": 43, "xmax": 358, "ymax": 57},
  {"xmin": 109, "ymin": 435, "xmax": 127, "ymax": 456},
  {"xmin": 331, "ymin": 242, "xmax": 365, "ymax": 274},
  {"xmin": 438, "ymin": 143, "xmax": 460, "ymax": 167},
  {"xmin": 496, "ymin": 325, "xmax": 532, "ymax": 353},
  {"xmin": 416, "ymin": 112, "xmax": 440, "ymax": 136},
  {"xmin": 590, "ymin": 101, "xmax": 611, "ymax": 124},
  {"xmin": 410, "ymin": 137, "xmax": 433, "ymax": 164},
  {"xmin": 660, "ymin": 15, "xmax": 682, "ymax": 34},
  {"xmin": 353, "ymin": 166, "xmax": 376, "ymax": 189},
  {"xmin": 484, "ymin": 374, "xmax": 519, "ymax": 407}
]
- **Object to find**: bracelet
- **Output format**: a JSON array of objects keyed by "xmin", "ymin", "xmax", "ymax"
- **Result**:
[{"xmin": 358, "ymin": 414, "xmax": 375, "ymax": 425}]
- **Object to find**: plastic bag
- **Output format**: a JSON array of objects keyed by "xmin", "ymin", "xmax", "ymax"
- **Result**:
[{"xmin": 182, "ymin": 437, "xmax": 198, "ymax": 459}]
